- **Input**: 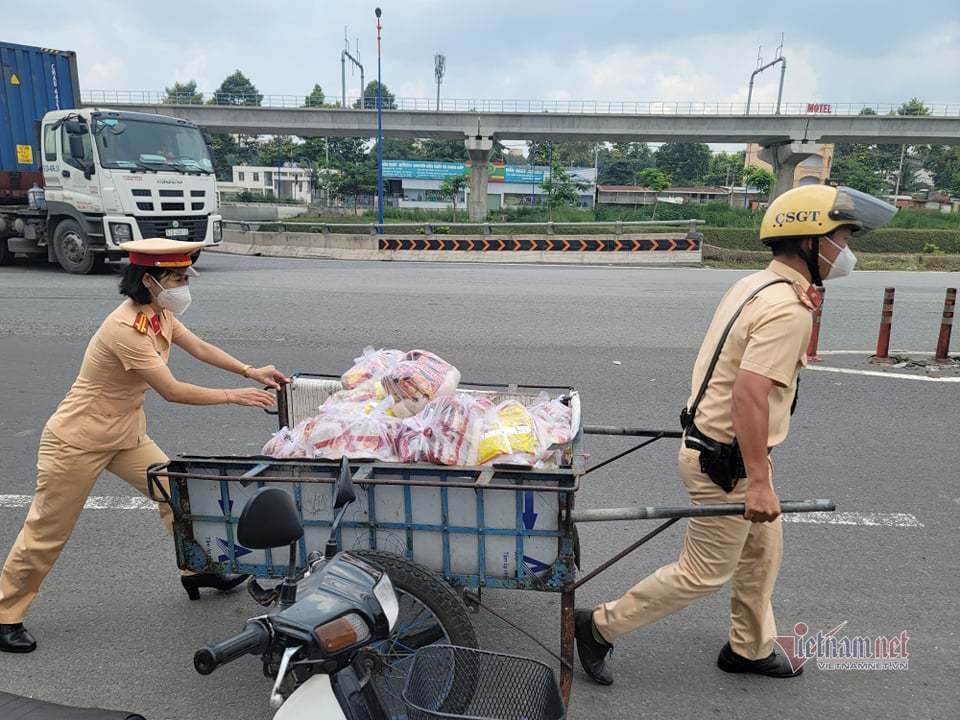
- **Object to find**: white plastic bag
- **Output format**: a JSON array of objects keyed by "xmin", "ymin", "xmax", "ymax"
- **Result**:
[
  {"xmin": 396, "ymin": 394, "xmax": 489, "ymax": 466},
  {"xmin": 341, "ymin": 347, "xmax": 404, "ymax": 390},
  {"xmin": 381, "ymin": 350, "xmax": 461, "ymax": 418},
  {"xmin": 308, "ymin": 407, "xmax": 401, "ymax": 462}
]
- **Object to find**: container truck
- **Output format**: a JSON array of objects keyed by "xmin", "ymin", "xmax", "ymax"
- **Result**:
[{"xmin": 0, "ymin": 42, "xmax": 222, "ymax": 273}]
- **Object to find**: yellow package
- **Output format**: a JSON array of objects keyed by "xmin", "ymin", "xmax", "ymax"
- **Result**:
[{"xmin": 477, "ymin": 401, "xmax": 539, "ymax": 464}]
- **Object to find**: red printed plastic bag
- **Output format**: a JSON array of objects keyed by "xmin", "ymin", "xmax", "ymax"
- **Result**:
[
  {"xmin": 261, "ymin": 424, "xmax": 309, "ymax": 459},
  {"xmin": 341, "ymin": 347, "xmax": 404, "ymax": 390},
  {"xmin": 396, "ymin": 394, "xmax": 489, "ymax": 466},
  {"xmin": 381, "ymin": 350, "xmax": 461, "ymax": 418},
  {"xmin": 308, "ymin": 408, "xmax": 401, "ymax": 462},
  {"xmin": 528, "ymin": 396, "xmax": 574, "ymax": 447}
]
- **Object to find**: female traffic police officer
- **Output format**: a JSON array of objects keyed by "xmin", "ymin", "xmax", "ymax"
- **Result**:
[
  {"xmin": 0, "ymin": 238, "xmax": 289, "ymax": 654},
  {"xmin": 574, "ymin": 185, "xmax": 898, "ymax": 684}
]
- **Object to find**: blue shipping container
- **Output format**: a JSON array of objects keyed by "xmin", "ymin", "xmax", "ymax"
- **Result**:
[{"xmin": 0, "ymin": 42, "xmax": 79, "ymax": 173}]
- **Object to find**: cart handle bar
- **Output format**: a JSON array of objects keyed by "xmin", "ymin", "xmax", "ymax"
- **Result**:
[
  {"xmin": 583, "ymin": 424, "xmax": 683, "ymax": 438},
  {"xmin": 571, "ymin": 499, "xmax": 834, "ymax": 523}
]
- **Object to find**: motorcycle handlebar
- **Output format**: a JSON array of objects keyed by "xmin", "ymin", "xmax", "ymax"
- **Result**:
[{"xmin": 194, "ymin": 621, "xmax": 270, "ymax": 675}]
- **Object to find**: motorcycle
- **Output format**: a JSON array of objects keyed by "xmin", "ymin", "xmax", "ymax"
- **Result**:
[{"xmin": 193, "ymin": 458, "xmax": 479, "ymax": 719}]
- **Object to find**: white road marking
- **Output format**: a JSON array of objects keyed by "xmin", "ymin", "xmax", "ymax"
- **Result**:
[
  {"xmin": 0, "ymin": 494, "xmax": 158, "ymax": 510},
  {"xmin": 0, "ymin": 494, "xmax": 924, "ymax": 528},
  {"xmin": 783, "ymin": 512, "xmax": 924, "ymax": 528},
  {"xmin": 805, "ymin": 365, "xmax": 960, "ymax": 382}
]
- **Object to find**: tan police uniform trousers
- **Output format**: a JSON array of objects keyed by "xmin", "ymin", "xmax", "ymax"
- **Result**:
[
  {"xmin": 0, "ymin": 427, "xmax": 175, "ymax": 624},
  {"xmin": 593, "ymin": 445, "xmax": 783, "ymax": 660}
]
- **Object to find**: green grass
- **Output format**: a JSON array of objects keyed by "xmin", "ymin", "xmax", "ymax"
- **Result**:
[{"xmin": 287, "ymin": 203, "xmax": 960, "ymax": 230}]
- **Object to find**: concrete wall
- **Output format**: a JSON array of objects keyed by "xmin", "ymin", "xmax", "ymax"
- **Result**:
[
  {"xmin": 213, "ymin": 229, "xmax": 702, "ymax": 266},
  {"xmin": 219, "ymin": 203, "xmax": 310, "ymax": 222}
]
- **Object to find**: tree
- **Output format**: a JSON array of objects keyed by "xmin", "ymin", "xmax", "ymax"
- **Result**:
[
  {"xmin": 320, "ymin": 161, "xmax": 380, "ymax": 213},
  {"xmin": 897, "ymin": 98, "xmax": 930, "ymax": 117},
  {"xmin": 164, "ymin": 80, "xmax": 203, "ymax": 105},
  {"xmin": 920, "ymin": 145, "xmax": 960, "ymax": 193},
  {"xmin": 438, "ymin": 174, "xmax": 468, "ymax": 220},
  {"xmin": 259, "ymin": 136, "xmax": 297, "ymax": 168},
  {"xmin": 702, "ymin": 151, "xmax": 746, "ymax": 186},
  {"xmin": 540, "ymin": 164, "xmax": 590, "ymax": 217},
  {"xmin": 743, "ymin": 165, "xmax": 776, "ymax": 196},
  {"xmin": 637, "ymin": 167, "xmax": 669, "ymax": 191},
  {"xmin": 303, "ymin": 84, "xmax": 327, "ymax": 108},
  {"xmin": 654, "ymin": 143, "xmax": 711, "ymax": 185},
  {"xmin": 210, "ymin": 70, "xmax": 262, "ymax": 106},
  {"xmin": 528, "ymin": 141, "xmax": 595, "ymax": 167},
  {"xmin": 354, "ymin": 81, "xmax": 396, "ymax": 110},
  {"xmin": 419, "ymin": 139, "xmax": 468, "ymax": 162}
]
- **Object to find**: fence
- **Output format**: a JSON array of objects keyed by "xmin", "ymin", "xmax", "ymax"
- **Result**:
[{"xmin": 79, "ymin": 91, "xmax": 960, "ymax": 117}]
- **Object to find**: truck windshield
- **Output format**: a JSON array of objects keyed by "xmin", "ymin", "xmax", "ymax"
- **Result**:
[{"xmin": 93, "ymin": 117, "xmax": 214, "ymax": 174}]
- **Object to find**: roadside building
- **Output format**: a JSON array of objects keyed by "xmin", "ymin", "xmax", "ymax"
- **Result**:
[
  {"xmin": 886, "ymin": 190, "xmax": 958, "ymax": 213},
  {"xmin": 230, "ymin": 164, "xmax": 315, "ymax": 203},
  {"xmin": 382, "ymin": 159, "xmax": 596, "ymax": 211}
]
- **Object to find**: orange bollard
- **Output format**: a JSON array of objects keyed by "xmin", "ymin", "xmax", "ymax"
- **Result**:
[
  {"xmin": 872, "ymin": 287, "xmax": 896, "ymax": 363},
  {"xmin": 934, "ymin": 288, "xmax": 956, "ymax": 362},
  {"xmin": 806, "ymin": 286, "xmax": 824, "ymax": 363}
]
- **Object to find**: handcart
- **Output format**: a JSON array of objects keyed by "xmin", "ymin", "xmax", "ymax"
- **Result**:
[{"xmin": 147, "ymin": 373, "xmax": 834, "ymax": 705}]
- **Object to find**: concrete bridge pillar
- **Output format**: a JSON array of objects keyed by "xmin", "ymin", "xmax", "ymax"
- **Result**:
[
  {"xmin": 465, "ymin": 136, "xmax": 494, "ymax": 220},
  {"xmin": 759, "ymin": 142, "xmax": 824, "ymax": 201}
]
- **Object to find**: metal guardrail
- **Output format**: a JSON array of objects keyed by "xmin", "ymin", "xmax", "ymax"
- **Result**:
[
  {"xmin": 223, "ymin": 218, "xmax": 706, "ymax": 235},
  {"xmin": 80, "ymin": 91, "xmax": 960, "ymax": 117}
]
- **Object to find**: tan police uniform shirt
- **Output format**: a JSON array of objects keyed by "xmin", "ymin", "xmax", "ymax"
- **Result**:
[
  {"xmin": 46, "ymin": 299, "xmax": 186, "ymax": 451},
  {"xmin": 687, "ymin": 260, "xmax": 813, "ymax": 447}
]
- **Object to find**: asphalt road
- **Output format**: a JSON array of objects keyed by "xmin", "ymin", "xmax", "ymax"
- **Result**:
[{"xmin": 0, "ymin": 254, "xmax": 957, "ymax": 720}]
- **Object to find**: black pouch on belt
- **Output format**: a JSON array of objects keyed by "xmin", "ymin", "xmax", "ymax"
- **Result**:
[{"xmin": 695, "ymin": 434, "xmax": 742, "ymax": 493}]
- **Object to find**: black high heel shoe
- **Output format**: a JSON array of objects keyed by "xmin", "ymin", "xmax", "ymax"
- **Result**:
[{"xmin": 181, "ymin": 573, "xmax": 250, "ymax": 601}]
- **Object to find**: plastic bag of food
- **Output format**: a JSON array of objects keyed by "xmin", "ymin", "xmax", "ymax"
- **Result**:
[
  {"xmin": 528, "ymin": 395, "xmax": 574, "ymax": 447},
  {"xmin": 322, "ymin": 382, "xmax": 394, "ymax": 416},
  {"xmin": 309, "ymin": 408, "xmax": 401, "ymax": 462},
  {"xmin": 476, "ymin": 400, "xmax": 541, "ymax": 466},
  {"xmin": 397, "ymin": 394, "xmax": 489, "ymax": 466},
  {"xmin": 341, "ymin": 347, "xmax": 405, "ymax": 390},
  {"xmin": 381, "ymin": 350, "xmax": 461, "ymax": 418},
  {"xmin": 261, "ymin": 424, "xmax": 309, "ymax": 458}
]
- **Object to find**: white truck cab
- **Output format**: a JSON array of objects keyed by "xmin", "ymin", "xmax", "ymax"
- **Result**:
[{"xmin": 10, "ymin": 108, "xmax": 222, "ymax": 273}]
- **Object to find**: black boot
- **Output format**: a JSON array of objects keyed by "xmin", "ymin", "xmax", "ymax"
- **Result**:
[
  {"xmin": 181, "ymin": 573, "xmax": 249, "ymax": 601},
  {"xmin": 574, "ymin": 609, "xmax": 614, "ymax": 685},
  {"xmin": 0, "ymin": 623, "xmax": 37, "ymax": 653},
  {"xmin": 717, "ymin": 642, "xmax": 803, "ymax": 678}
]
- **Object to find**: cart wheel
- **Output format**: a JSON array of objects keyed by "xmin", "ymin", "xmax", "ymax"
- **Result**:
[{"xmin": 353, "ymin": 550, "xmax": 478, "ymax": 715}]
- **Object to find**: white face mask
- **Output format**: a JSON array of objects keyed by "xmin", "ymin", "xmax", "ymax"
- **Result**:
[
  {"xmin": 150, "ymin": 278, "xmax": 192, "ymax": 315},
  {"xmin": 820, "ymin": 236, "xmax": 857, "ymax": 280}
]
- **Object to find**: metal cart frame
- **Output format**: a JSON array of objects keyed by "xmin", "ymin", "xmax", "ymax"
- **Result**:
[{"xmin": 147, "ymin": 374, "xmax": 834, "ymax": 705}]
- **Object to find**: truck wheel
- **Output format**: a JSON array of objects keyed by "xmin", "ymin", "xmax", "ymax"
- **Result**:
[
  {"xmin": 53, "ymin": 219, "xmax": 105, "ymax": 274},
  {"xmin": 0, "ymin": 239, "xmax": 11, "ymax": 266}
]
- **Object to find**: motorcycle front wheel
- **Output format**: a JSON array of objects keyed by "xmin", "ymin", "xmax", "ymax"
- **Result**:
[{"xmin": 352, "ymin": 550, "xmax": 478, "ymax": 717}]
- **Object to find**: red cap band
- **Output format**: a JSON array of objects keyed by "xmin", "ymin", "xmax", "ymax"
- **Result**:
[{"xmin": 128, "ymin": 251, "xmax": 193, "ymax": 268}]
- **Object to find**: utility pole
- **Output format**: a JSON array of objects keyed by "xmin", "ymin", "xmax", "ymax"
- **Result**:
[
  {"xmin": 341, "ymin": 28, "xmax": 365, "ymax": 108},
  {"xmin": 744, "ymin": 36, "xmax": 787, "ymax": 208},
  {"xmin": 434, "ymin": 53, "xmax": 446, "ymax": 111},
  {"xmin": 375, "ymin": 8, "xmax": 384, "ymax": 232}
]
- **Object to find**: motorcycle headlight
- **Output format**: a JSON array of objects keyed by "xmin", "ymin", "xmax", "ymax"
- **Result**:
[
  {"xmin": 373, "ymin": 574, "xmax": 399, "ymax": 631},
  {"xmin": 313, "ymin": 613, "xmax": 370, "ymax": 654}
]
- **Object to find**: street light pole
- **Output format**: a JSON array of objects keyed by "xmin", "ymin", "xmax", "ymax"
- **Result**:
[{"xmin": 375, "ymin": 8, "xmax": 384, "ymax": 233}]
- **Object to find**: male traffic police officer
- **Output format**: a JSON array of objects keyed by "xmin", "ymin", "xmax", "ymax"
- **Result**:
[
  {"xmin": 0, "ymin": 239, "xmax": 289, "ymax": 654},
  {"xmin": 575, "ymin": 185, "xmax": 898, "ymax": 684}
]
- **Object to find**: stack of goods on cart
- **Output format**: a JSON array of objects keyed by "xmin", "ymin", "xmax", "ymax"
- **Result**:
[{"xmin": 261, "ymin": 347, "xmax": 574, "ymax": 468}]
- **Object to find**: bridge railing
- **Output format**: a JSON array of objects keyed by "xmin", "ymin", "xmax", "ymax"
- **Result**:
[{"xmin": 80, "ymin": 90, "xmax": 960, "ymax": 117}]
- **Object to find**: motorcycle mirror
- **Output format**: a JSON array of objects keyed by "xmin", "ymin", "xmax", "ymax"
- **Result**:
[
  {"xmin": 238, "ymin": 487, "xmax": 304, "ymax": 549},
  {"xmin": 334, "ymin": 457, "xmax": 356, "ymax": 510}
]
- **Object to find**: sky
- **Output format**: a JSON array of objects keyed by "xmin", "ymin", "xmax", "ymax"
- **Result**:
[{"xmin": 4, "ymin": 1, "xmax": 958, "ymax": 113}]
